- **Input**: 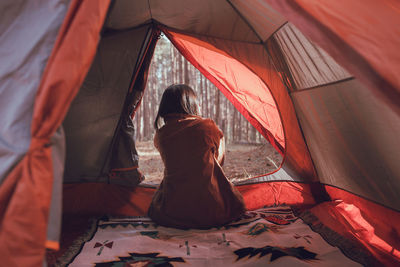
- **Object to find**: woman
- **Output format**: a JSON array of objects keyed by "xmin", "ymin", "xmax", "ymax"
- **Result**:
[{"xmin": 148, "ymin": 84, "xmax": 246, "ymax": 229}]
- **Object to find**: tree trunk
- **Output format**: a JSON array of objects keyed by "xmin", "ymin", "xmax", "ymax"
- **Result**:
[
  {"xmin": 136, "ymin": 107, "xmax": 142, "ymax": 141},
  {"xmin": 238, "ymin": 112, "xmax": 243, "ymax": 142},
  {"xmin": 251, "ymin": 121, "xmax": 257, "ymax": 143},
  {"xmin": 184, "ymin": 59, "xmax": 190, "ymax": 84},
  {"xmin": 142, "ymin": 89, "xmax": 150, "ymax": 140},
  {"xmin": 215, "ymin": 89, "xmax": 220, "ymax": 126},
  {"xmin": 232, "ymin": 108, "xmax": 237, "ymax": 142},
  {"xmin": 200, "ymin": 75, "xmax": 205, "ymax": 117}
]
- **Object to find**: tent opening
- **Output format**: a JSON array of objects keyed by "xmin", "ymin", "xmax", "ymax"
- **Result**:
[{"xmin": 135, "ymin": 35, "xmax": 282, "ymax": 185}]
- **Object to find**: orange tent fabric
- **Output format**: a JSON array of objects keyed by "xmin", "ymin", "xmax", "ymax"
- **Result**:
[
  {"xmin": 308, "ymin": 200, "xmax": 400, "ymax": 266},
  {"xmin": 0, "ymin": 1, "xmax": 111, "ymax": 266},
  {"xmin": 163, "ymin": 29, "xmax": 318, "ymax": 181}
]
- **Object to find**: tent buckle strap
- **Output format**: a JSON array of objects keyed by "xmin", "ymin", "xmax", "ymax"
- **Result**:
[{"xmin": 28, "ymin": 137, "xmax": 52, "ymax": 152}]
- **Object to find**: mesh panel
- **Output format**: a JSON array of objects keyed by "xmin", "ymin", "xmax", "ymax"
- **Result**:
[{"xmin": 272, "ymin": 23, "xmax": 351, "ymax": 90}]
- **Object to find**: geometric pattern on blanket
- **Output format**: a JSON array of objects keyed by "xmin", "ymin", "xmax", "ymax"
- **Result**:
[{"xmin": 67, "ymin": 206, "xmax": 362, "ymax": 266}]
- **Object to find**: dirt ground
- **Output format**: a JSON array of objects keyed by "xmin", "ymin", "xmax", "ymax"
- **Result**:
[{"xmin": 137, "ymin": 141, "xmax": 282, "ymax": 184}]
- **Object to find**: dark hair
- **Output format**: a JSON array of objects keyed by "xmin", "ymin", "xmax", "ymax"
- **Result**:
[{"xmin": 154, "ymin": 84, "xmax": 199, "ymax": 130}]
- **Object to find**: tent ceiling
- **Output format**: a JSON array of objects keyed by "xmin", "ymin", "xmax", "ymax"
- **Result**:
[
  {"xmin": 105, "ymin": 0, "xmax": 151, "ymax": 30},
  {"xmin": 230, "ymin": 0, "xmax": 286, "ymax": 42},
  {"xmin": 105, "ymin": 0, "xmax": 286, "ymax": 42}
]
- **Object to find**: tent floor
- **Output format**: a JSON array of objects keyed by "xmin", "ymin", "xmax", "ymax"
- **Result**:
[{"xmin": 46, "ymin": 205, "xmax": 373, "ymax": 266}]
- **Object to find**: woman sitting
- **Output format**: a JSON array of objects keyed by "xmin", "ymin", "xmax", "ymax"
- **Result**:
[{"xmin": 148, "ymin": 84, "xmax": 246, "ymax": 229}]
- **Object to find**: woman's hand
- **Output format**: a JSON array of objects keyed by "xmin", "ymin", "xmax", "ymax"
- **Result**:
[{"xmin": 217, "ymin": 136, "xmax": 225, "ymax": 166}]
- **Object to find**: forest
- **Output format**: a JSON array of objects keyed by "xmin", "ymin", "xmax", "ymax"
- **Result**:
[
  {"xmin": 133, "ymin": 35, "xmax": 266, "ymax": 144},
  {"xmin": 133, "ymin": 35, "xmax": 281, "ymax": 183}
]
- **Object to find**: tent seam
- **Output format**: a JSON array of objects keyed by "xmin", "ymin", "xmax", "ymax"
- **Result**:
[
  {"xmin": 290, "ymin": 77, "xmax": 354, "ymax": 94},
  {"xmin": 147, "ymin": 0, "xmax": 153, "ymax": 19},
  {"xmin": 152, "ymin": 20, "xmax": 261, "ymax": 44}
]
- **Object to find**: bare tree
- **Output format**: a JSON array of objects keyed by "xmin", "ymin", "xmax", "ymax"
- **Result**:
[
  {"xmin": 134, "ymin": 35, "xmax": 266, "ymax": 144},
  {"xmin": 184, "ymin": 58, "xmax": 190, "ymax": 84}
]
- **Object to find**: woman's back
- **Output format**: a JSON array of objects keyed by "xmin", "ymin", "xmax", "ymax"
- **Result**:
[{"xmin": 148, "ymin": 114, "xmax": 246, "ymax": 229}]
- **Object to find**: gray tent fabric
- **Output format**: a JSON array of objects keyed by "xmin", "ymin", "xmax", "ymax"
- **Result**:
[
  {"xmin": 292, "ymin": 79, "xmax": 400, "ymax": 210},
  {"xmin": 107, "ymin": 27, "xmax": 159, "ymax": 187},
  {"xmin": 63, "ymin": 25, "xmax": 152, "ymax": 184},
  {"xmin": 230, "ymin": 0, "xmax": 286, "ymax": 42},
  {"xmin": 265, "ymin": 21, "xmax": 400, "ymax": 208},
  {"xmin": 0, "ymin": 0, "xmax": 68, "ymax": 183},
  {"xmin": 105, "ymin": 0, "xmax": 282, "ymax": 43}
]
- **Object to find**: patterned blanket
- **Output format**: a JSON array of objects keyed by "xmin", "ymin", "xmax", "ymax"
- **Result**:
[{"xmin": 65, "ymin": 206, "xmax": 361, "ymax": 266}]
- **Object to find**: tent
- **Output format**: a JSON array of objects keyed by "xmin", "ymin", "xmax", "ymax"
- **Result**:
[{"xmin": 1, "ymin": 0, "xmax": 399, "ymax": 266}]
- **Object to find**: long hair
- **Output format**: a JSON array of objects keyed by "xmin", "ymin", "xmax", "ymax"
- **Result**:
[{"xmin": 154, "ymin": 84, "xmax": 199, "ymax": 130}]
